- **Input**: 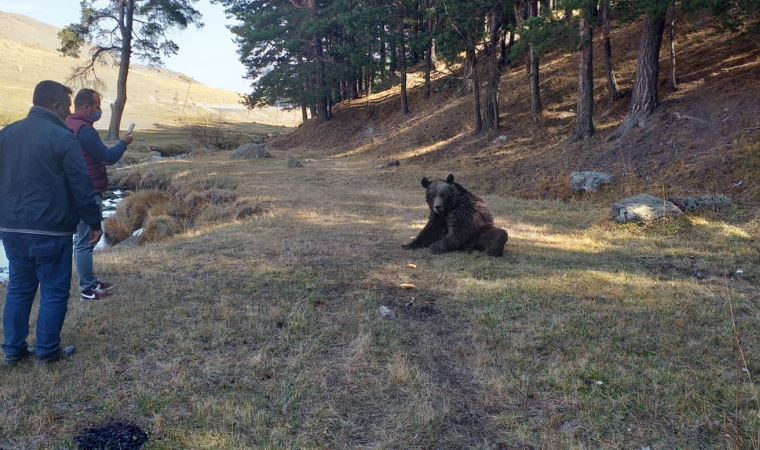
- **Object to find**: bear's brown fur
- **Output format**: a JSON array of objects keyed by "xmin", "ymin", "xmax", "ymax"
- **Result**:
[{"xmin": 403, "ymin": 174, "xmax": 508, "ymax": 256}]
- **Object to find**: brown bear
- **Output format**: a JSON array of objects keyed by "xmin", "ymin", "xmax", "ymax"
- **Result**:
[{"xmin": 403, "ymin": 173, "xmax": 508, "ymax": 256}]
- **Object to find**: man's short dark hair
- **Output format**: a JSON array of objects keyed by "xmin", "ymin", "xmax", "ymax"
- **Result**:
[
  {"xmin": 32, "ymin": 80, "xmax": 73, "ymax": 108},
  {"xmin": 74, "ymin": 88, "xmax": 101, "ymax": 109}
]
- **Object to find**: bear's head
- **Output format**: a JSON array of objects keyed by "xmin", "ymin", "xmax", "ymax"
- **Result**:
[{"xmin": 421, "ymin": 173, "xmax": 458, "ymax": 215}]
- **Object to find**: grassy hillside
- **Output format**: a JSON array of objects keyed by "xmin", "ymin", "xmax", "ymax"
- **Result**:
[
  {"xmin": 277, "ymin": 15, "xmax": 760, "ymax": 202},
  {"xmin": 0, "ymin": 11, "xmax": 300, "ymax": 129}
]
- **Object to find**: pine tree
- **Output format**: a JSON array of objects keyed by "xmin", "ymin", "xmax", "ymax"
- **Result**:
[
  {"xmin": 59, "ymin": 0, "xmax": 202, "ymax": 139},
  {"xmin": 570, "ymin": 0, "xmax": 599, "ymax": 141},
  {"xmin": 606, "ymin": 0, "xmax": 669, "ymax": 141}
]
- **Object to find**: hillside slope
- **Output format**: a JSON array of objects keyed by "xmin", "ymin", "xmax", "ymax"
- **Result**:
[
  {"xmin": 0, "ymin": 11, "xmax": 300, "ymax": 129},
  {"xmin": 278, "ymin": 16, "xmax": 760, "ymax": 202}
]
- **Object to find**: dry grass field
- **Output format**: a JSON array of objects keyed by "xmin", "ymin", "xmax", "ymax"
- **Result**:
[{"xmin": 1, "ymin": 126, "xmax": 758, "ymax": 449}]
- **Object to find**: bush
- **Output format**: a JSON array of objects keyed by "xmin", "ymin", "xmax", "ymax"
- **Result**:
[
  {"xmin": 103, "ymin": 190, "xmax": 171, "ymax": 244},
  {"xmin": 140, "ymin": 215, "xmax": 183, "ymax": 243},
  {"xmin": 185, "ymin": 113, "xmax": 244, "ymax": 151}
]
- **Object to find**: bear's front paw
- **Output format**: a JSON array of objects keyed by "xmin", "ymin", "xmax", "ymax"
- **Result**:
[{"xmin": 430, "ymin": 244, "xmax": 445, "ymax": 254}]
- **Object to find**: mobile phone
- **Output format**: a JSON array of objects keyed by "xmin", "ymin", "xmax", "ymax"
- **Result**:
[{"xmin": 127, "ymin": 123, "xmax": 135, "ymax": 134}]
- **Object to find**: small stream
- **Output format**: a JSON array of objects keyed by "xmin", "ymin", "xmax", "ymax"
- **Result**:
[{"xmin": 0, "ymin": 189, "xmax": 126, "ymax": 284}]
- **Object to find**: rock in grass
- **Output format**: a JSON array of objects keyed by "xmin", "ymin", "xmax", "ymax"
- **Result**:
[
  {"xmin": 288, "ymin": 158, "xmax": 303, "ymax": 168},
  {"xmin": 379, "ymin": 305, "xmax": 395, "ymax": 320},
  {"xmin": 570, "ymin": 171, "xmax": 615, "ymax": 193},
  {"xmin": 668, "ymin": 195, "xmax": 732, "ymax": 213},
  {"xmin": 612, "ymin": 194, "xmax": 683, "ymax": 223},
  {"xmin": 115, "ymin": 228, "xmax": 144, "ymax": 248},
  {"xmin": 231, "ymin": 143, "xmax": 271, "ymax": 160},
  {"xmin": 493, "ymin": 135, "xmax": 508, "ymax": 144}
]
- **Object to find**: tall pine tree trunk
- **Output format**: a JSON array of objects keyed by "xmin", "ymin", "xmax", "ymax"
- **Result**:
[
  {"xmin": 466, "ymin": 46, "xmax": 483, "ymax": 133},
  {"xmin": 379, "ymin": 34, "xmax": 387, "ymax": 82},
  {"xmin": 315, "ymin": 37, "xmax": 329, "ymax": 122},
  {"xmin": 399, "ymin": 26, "xmax": 410, "ymax": 115},
  {"xmin": 573, "ymin": 11, "xmax": 595, "ymax": 141},
  {"xmin": 529, "ymin": 0, "xmax": 542, "ymax": 124},
  {"xmin": 389, "ymin": 35, "xmax": 398, "ymax": 76},
  {"xmin": 424, "ymin": 38, "xmax": 432, "ymax": 99},
  {"xmin": 483, "ymin": 12, "xmax": 503, "ymax": 133},
  {"xmin": 108, "ymin": 0, "xmax": 134, "ymax": 140},
  {"xmin": 607, "ymin": 10, "xmax": 667, "ymax": 141},
  {"xmin": 528, "ymin": 47, "xmax": 541, "ymax": 123},
  {"xmin": 501, "ymin": 30, "xmax": 514, "ymax": 65},
  {"xmin": 301, "ymin": 105, "xmax": 308, "ymax": 122},
  {"xmin": 668, "ymin": 5, "xmax": 677, "ymax": 90},
  {"xmin": 601, "ymin": 0, "xmax": 621, "ymax": 102}
]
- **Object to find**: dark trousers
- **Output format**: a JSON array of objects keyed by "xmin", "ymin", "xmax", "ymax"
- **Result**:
[{"xmin": 1, "ymin": 232, "xmax": 72, "ymax": 359}]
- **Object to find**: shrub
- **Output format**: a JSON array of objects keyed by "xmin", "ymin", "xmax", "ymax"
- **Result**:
[
  {"xmin": 140, "ymin": 215, "xmax": 183, "ymax": 243},
  {"xmin": 185, "ymin": 113, "xmax": 244, "ymax": 150}
]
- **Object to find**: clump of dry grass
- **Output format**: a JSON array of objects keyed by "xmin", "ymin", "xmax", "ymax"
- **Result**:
[
  {"xmin": 138, "ymin": 171, "xmax": 172, "ymax": 190},
  {"xmin": 104, "ymin": 190, "xmax": 171, "ymax": 243},
  {"xmin": 171, "ymin": 189, "xmax": 238, "ymax": 220},
  {"xmin": 140, "ymin": 215, "xmax": 183, "ymax": 243}
]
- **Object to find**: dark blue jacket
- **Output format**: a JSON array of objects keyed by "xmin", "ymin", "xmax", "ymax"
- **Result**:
[{"xmin": 0, "ymin": 107, "xmax": 102, "ymax": 235}]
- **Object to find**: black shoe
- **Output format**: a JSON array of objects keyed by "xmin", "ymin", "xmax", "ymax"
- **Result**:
[
  {"xmin": 34, "ymin": 345, "xmax": 76, "ymax": 366},
  {"xmin": 2, "ymin": 348, "xmax": 34, "ymax": 367},
  {"xmin": 81, "ymin": 287, "xmax": 111, "ymax": 301}
]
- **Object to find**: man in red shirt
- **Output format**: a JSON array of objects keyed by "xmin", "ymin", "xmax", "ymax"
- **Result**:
[{"xmin": 66, "ymin": 89, "xmax": 133, "ymax": 300}]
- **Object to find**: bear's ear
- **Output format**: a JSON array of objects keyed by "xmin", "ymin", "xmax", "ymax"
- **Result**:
[
  {"xmin": 445, "ymin": 173, "xmax": 455, "ymax": 184},
  {"xmin": 421, "ymin": 177, "xmax": 431, "ymax": 188}
]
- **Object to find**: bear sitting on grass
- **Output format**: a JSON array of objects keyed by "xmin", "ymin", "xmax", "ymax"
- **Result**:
[{"xmin": 403, "ymin": 174, "xmax": 508, "ymax": 257}]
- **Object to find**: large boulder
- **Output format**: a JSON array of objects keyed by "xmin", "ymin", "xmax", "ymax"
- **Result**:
[
  {"xmin": 231, "ymin": 143, "xmax": 271, "ymax": 160},
  {"xmin": 570, "ymin": 171, "xmax": 615, "ymax": 193},
  {"xmin": 612, "ymin": 194, "xmax": 683, "ymax": 223}
]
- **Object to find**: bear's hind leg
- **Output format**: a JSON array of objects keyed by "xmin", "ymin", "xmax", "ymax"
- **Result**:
[{"xmin": 476, "ymin": 227, "xmax": 508, "ymax": 257}]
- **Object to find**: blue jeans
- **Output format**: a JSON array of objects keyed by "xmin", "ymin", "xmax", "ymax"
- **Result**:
[
  {"xmin": 1, "ymin": 232, "xmax": 72, "ymax": 359},
  {"xmin": 74, "ymin": 194, "xmax": 102, "ymax": 291}
]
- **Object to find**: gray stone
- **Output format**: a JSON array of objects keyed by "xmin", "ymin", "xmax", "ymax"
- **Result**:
[
  {"xmin": 114, "ymin": 228, "xmax": 144, "ymax": 248},
  {"xmin": 361, "ymin": 126, "xmax": 374, "ymax": 138},
  {"xmin": 570, "ymin": 171, "xmax": 615, "ymax": 193},
  {"xmin": 250, "ymin": 134, "xmax": 267, "ymax": 144},
  {"xmin": 613, "ymin": 194, "xmax": 683, "ymax": 223},
  {"xmin": 288, "ymin": 158, "xmax": 303, "ymax": 168},
  {"xmin": 149, "ymin": 151, "xmax": 162, "ymax": 158},
  {"xmin": 668, "ymin": 195, "xmax": 732, "ymax": 213},
  {"xmin": 378, "ymin": 305, "xmax": 395, "ymax": 320},
  {"xmin": 231, "ymin": 143, "xmax": 271, "ymax": 160},
  {"xmin": 492, "ymin": 135, "xmax": 508, "ymax": 144}
]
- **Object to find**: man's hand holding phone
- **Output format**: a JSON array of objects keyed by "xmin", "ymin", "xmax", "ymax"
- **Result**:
[{"xmin": 123, "ymin": 123, "xmax": 135, "ymax": 145}]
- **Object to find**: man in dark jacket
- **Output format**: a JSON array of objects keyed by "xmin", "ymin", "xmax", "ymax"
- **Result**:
[
  {"xmin": 0, "ymin": 80, "xmax": 102, "ymax": 366},
  {"xmin": 66, "ymin": 89, "xmax": 133, "ymax": 300}
]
